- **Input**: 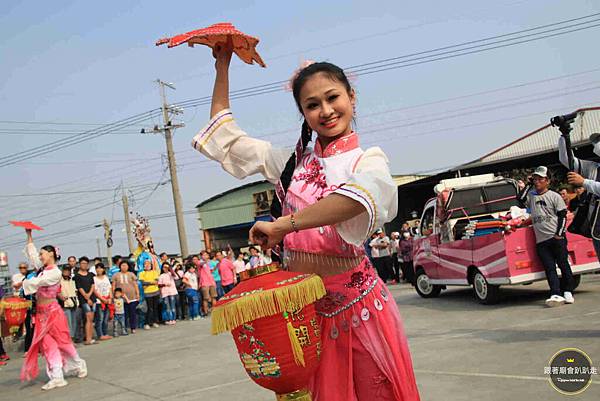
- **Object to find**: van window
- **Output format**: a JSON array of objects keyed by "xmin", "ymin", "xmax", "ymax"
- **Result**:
[
  {"xmin": 421, "ymin": 206, "xmax": 435, "ymax": 236},
  {"xmin": 483, "ymin": 183, "xmax": 518, "ymax": 213},
  {"xmin": 446, "ymin": 181, "xmax": 518, "ymax": 218},
  {"xmin": 447, "ymin": 188, "xmax": 485, "ymax": 217}
]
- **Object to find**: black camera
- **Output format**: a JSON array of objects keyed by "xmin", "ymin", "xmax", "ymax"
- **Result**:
[{"xmin": 550, "ymin": 111, "xmax": 578, "ymax": 129}]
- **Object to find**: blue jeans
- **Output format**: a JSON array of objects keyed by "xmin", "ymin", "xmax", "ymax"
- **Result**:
[
  {"xmin": 81, "ymin": 302, "xmax": 96, "ymax": 314},
  {"xmin": 62, "ymin": 308, "xmax": 77, "ymax": 338},
  {"xmin": 185, "ymin": 288, "xmax": 199, "ymax": 319},
  {"xmin": 113, "ymin": 314, "xmax": 128, "ymax": 336},
  {"xmin": 216, "ymin": 281, "xmax": 225, "ymax": 299},
  {"xmin": 94, "ymin": 305, "xmax": 109, "ymax": 338},
  {"xmin": 161, "ymin": 295, "xmax": 177, "ymax": 321}
]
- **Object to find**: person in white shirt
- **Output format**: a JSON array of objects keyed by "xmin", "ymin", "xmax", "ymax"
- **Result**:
[
  {"xmin": 369, "ymin": 229, "xmax": 392, "ymax": 283},
  {"xmin": 11, "ymin": 262, "xmax": 29, "ymax": 296},
  {"xmin": 233, "ymin": 253, "xmax": 247, "ymax": 274},
  {"xmin": 390, "ymin": 232, "xmax": 401, "ymax": 283}
]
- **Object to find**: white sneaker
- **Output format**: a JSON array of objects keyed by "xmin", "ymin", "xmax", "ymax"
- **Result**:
[
  {"xmin": 144, "ymin": 324, "xmax": 151, "ymax": 330},
  {"xmin": 41, "ymin": 378, "xmax": 68, "ymax": 390},
  {"xmin": 545, "ymin": 295, "xmax": 566, "ymax": 307},
  {"xmin": 564, "ymin": 292, "xmax": 575, "ymax": 304},
  {"xmin": 77, "ymin": 359, "xmax": 88, "ymax": 378},
  {"xmin": 152, "ymin": 323, "xmax": 159, "ymax": 328}
]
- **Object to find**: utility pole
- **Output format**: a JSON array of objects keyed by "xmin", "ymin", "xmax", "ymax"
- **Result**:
[
  {"xmin": 141, "ymin": 79, "xmax": 189, "ymax": 257},
  {"xmin": 96, "ymin": 238, "xmax": 101, "ymax": 259},
  {"xmin": 122, "ymin": 184, "xmax": 135, "ymax": 254},
  {"xmin": 103, "ymin": 219, "xmax": 113, "ymax": 268}
]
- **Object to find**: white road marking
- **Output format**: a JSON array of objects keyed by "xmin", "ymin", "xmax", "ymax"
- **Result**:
[
  {"xmin": 163, "ymin": 378, "xmax": 252, "ymax": 398},
  {"xmin": 415, "ymin": 369, "xmax": 599, "ymax": 385}
]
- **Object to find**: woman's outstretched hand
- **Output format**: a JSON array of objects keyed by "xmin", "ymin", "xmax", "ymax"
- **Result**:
[
  {"xmin": 213, "ymin": 37, "xmax": 233, "ymax": 72},
  {"xmin": 249, "ymin": 218, "xmax": 290, "ymax": 249}
]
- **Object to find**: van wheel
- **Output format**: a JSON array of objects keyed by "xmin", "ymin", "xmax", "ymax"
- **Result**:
[
  {"xmin": 572, "ymin": 275, "xmax": 581, "ymax": 291},
  {"xmin": 415, "ymin": 270, "xmax": 442, "ymax": 298},
  {"xmin": 473, "ymin": 271, "xmax": 500, "ymax": 304}
]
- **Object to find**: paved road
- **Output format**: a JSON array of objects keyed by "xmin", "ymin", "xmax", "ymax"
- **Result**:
[{"xmin": 1, "ymin": 274, "xmax": 599, "ymax": 400}]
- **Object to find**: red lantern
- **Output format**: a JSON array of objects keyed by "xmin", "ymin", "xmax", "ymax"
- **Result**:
[
  {"xmin": 212, "ymin": 264, "xmax": 326, "ymax": 401},
  {"xmin": 0, "ymin": 296, "xmax": 31, "ymax": 334}
]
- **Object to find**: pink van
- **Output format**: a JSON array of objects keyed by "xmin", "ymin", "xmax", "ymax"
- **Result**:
[{"xmin": 412, "ymin": 174, "xmax": 600, "ymax": 304}]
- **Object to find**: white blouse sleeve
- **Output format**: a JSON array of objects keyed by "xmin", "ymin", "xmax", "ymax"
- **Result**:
[
  {"xmin": 23, "ymin": 242, "xmax": 43, "ymax": 271},
  {"xmin": 23, "ymin": 268, "xmax": 62, "ymax": 296},
  {"xmin": 333, "ymin": 147, "xmax": 398, "ymax": 246},
  {"xmin": 191, "ymin": 109, "xmax": 292, "ymax": 184}
]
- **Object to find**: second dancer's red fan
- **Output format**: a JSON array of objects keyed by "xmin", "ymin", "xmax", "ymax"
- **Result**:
[{"xmin": 156, "ymin": 22, "xmax": 266, "ymax": 67}]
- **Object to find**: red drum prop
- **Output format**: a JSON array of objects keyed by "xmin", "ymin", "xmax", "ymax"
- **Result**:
[
  {"xmin": 212, "ymin": 264, "xmax": 326, "ymax": 401},
  {"xmin": 0, "ymin": 296, "xmax": 31, "ymax": 334},
  {"xmin": 156, "ymin": 22, "xmax": 266, "ymax": 67}
]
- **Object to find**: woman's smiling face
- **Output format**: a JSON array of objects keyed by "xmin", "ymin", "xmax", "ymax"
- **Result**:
[{"xmin": 299, "ymin": 72, "xmax": 355, "ymax": 146}]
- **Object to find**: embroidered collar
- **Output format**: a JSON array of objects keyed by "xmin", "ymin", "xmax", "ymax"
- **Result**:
[{"xmin": 314, "ymin": 131, "xmax": 359, "ymax": 158}]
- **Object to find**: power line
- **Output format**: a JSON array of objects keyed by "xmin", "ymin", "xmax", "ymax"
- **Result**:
[
  {"xmin": 0, "ymin": 187, "xmax": 153, "ymax": 247},
  {"xmin": 1, "ymin": 12, "xmax": 597, "ymax": 168},
  {"xmin": 0, "ymin": 110, "xmax": 160, "ymax": 168},
  {"xmin": 173, "ymin": 13, "xmax": 600, "ymax": 110},
  {"xmin": 0, "ymin": 182, "xmax": 157, "ymax": 198}
]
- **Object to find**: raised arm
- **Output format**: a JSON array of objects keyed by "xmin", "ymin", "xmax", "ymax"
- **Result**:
[
  {"xmin": 192, "ymin": 43, "xmax": 291, "ymax": 184},
  {"xmin": 210, "ymin": 39, "xmax": 233, "ymax": 118},
  {"xmin": 23, "ymin": 229, "xmax": 43, "ymax": 270}
]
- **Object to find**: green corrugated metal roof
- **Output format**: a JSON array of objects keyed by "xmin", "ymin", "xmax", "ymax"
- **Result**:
[{"xmin": 197, "ymin": 181, "xmax": 273, "ymax": 230}]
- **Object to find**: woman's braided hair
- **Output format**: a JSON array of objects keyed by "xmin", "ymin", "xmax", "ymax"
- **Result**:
[{"xmin": 270, "ymin": 62, "xmax": 353, "ymax": 218}]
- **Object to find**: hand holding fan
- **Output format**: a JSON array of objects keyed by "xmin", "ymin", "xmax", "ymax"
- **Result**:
[{"xmin": 156, "ymin": 22, "xmax": 266, "ymax": 67}]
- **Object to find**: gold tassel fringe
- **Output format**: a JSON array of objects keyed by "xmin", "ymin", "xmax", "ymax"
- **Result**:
[
  {"xmin": 0, "ymin": 300, "xmax": 32, "ymax": 310},
  {"xmin": 211, "ymin": 274, "xmax": 326, "ymax": 335},
  {"xmin": 284, "ymin": 312, "xmax": 305, "ymax": 367}
]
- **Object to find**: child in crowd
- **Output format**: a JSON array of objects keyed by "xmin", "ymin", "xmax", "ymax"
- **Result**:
[
  {"xmin": 93, "ymin": 263, "xmax": 113, "ymax": 341},
  {"xmin": 183, "ymin": 264, "xmax": 200, "ymax": 320},
  {"xmin": 58, "ymin": 265, "xmax": 79, "ymax": 340},
  {"xmin": 112, "ymin": 288, "xmax": 128, "ymax": 336},
  {"xmin": 174, "ymin": 263, "xmax": 187, "ymax": 320},
  {"xmin": 139, "ymin": 259, "xmax": 160, "ymax": 329},
  {"xmin": 158, "ymin": 262, "xmax": 177, "ymax": 325}
]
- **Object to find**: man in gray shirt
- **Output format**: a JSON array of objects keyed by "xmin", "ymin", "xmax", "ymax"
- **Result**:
[{"xmin": 518, "ymin": 166, "xmax": 574, "ymax": 307}]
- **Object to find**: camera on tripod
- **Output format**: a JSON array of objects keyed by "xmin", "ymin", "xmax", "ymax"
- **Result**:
[{"xmin": 550, "ymin": 111, "xmax": 578, "ymax": 133}]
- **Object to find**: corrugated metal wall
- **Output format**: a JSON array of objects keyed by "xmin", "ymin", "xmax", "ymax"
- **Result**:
[{"xmin": 197, "ymin": 181, "xmax": 274, "ymax": 229}]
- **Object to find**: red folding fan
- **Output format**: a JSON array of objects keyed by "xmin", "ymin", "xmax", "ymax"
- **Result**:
[
  {"xmin": 9, "ymin": 221, "xmax": 44, "ymax": 231},
  {"xmin": 156, "ymin": 22, "xmax": 266, "ymax": 67}
]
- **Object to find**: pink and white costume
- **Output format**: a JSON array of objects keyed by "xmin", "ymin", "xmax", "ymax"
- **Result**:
[
  {"xmin": 193, "ymin": 109, "xmax": 420, "ymax": 401},
  {"xmin": 21, "ymin": 243, "xmax": 86, "ymax": 383}
]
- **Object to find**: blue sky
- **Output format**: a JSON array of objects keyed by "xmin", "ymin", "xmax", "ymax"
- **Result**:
[{"xmin": 1, "ymin": 0, "xmax": 599, "ymax": 265}]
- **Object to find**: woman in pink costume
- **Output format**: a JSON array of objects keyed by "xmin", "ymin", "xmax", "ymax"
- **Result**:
[
  {"xmin": 192, "ymin": 43, "xmax": 420, "ymax": 401},
  {"xmin": 21, "ymin": 229, "xmax": 87, "ymax": 390}
]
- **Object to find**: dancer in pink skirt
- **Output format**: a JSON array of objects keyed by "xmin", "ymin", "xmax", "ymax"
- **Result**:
[
  {"xmin": 21, "ymin": 229, "xmax": 87, "ymax": 390},
  {"xmin": 193, "ymin": 42, "xmax": 420, "ymax": 401}
]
